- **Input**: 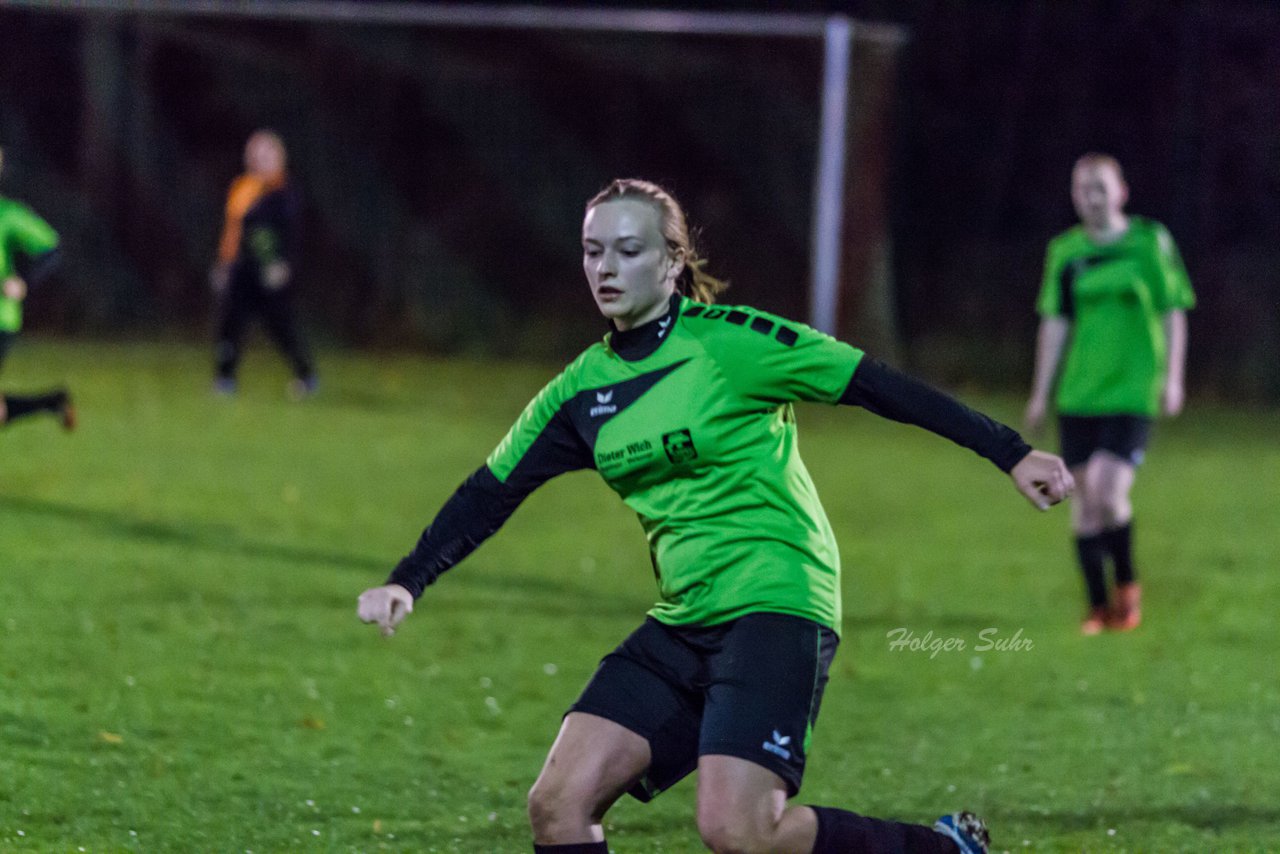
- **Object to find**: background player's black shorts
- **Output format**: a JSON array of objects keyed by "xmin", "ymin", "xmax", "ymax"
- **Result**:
[
  {"xmin": 568, "ymin": 612, "xmax": 838, "ymax": 802},
  {"xmin": 1059, "ymin": 414, "xmax": 1153, "ymax": 469}
]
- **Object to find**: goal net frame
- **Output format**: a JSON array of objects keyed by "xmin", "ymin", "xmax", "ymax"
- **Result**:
[{"xmin": 10, "ymin": 0, "xmax": 907, "ymax": 335}]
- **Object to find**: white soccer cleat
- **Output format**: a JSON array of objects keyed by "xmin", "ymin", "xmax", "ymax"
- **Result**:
[{"xmin": 933, "ymin": 811, "xmax": 990, "ymax": 854}]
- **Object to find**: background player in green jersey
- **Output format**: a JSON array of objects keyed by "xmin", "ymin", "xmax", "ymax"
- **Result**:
[
  {"xmin": 0, "ymin": 145, "xmax": 74, "ymax": 431},
  {"xmin": 359, "ymin": 179, "xmax": 1074, "ymax": 854},
  {"xmin": 1026, "ymin": 153, "xmax": 1195, "ymax": 634}
]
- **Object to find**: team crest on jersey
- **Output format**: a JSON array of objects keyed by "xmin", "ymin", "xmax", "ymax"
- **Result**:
[{"xmin": 662, "ymin": 429, "xmax": 697, "ymax": 464}]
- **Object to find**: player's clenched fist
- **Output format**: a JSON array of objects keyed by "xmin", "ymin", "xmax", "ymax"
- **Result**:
[
  {"xmin": 3, "ymin": 276, "xmax": 27, "ymax": 301},
  {"xmin": 1009, "ymin": 450, "xmax": 1074, "ymax": 511},
  {"xmin": 357, "ymin": 584, "xmax": 414, "ymax": 637}
]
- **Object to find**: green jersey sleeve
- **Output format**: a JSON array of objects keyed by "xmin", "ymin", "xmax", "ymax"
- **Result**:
[
  {"xmin": 485, "ymin": 362, "xmax": 594, "ymax": 488},
  {"xmin": 690, "ymin": 306, "xmax": 863, "ymax": 406},
  {"xmin": 1147, "ymin": 223, "xmax": 1196, "ymax": 313},
  {"xmin": 0, "ymin": 199, "xmax": 59, "ymax": 277},
  {"xmin": 1, "ymin": 198, "xmax": 61, "ymax": 332}
]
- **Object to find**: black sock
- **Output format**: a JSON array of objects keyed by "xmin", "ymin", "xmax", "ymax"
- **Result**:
[
  {"xmin": 2, "ymin": 391, "xmax": 66, "ymax": 424},
  {"xmin": 1074, "ymin": 533, "xmax": 1109, "ymax": 607},
  {"xmin": 215, "ymin": 341, "xmax": 239, "ymax": 380},
  {"xmin": 1105, "ymin": 522, "xmax": 1136, "ymax": 586},
  {"xmin": 533, "ymin": 843, "xmax": 608, "ymax": 853},
  {"xmin": 810, "ymin": 805, "xmax": 957, "ymax": 853}
]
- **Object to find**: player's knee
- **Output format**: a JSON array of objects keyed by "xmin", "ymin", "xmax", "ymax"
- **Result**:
[
  {"xmin": 1078, "ymin": 485, "xmax": 1113, "ymax": 529},
  {"xmin": 697, "ymin": 823, "xmax": 768, "ymax": 854},
  {"xmin": 527, "ymin": 774, "xmax": 593, "ymax": 836},
  {"xmin": 526, "ymin": 778, "xmax": 562, "ymax": 834},
  {"xmin": 1072, "ymin": 504, "xmax": 1102, "ymax": 535},
  {"xmin": 696, "ymin": 803, "xmax": 771, "ymax": 854},
  {"xmin": 1100, "ymin": 496, "xmax": 1131, "ymax": 529}
]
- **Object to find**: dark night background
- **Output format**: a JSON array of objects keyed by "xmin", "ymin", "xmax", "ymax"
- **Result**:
[{"xmin": 1, "ymin": 0, "xmax": 1277, "ymax": 398}]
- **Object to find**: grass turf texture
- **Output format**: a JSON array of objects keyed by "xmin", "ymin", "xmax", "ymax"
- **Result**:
[{"xmin": 2, "ymin": 338, "xmax": 1278, "ymax": 853}]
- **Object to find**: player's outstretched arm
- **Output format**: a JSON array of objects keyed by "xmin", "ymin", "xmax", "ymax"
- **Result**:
[
  {"xmin": 1009, "ymin": 450, "xmax": 1074, "ymax": 511},
  {"xmin": 354, "ymin": 466, "xmax": 527, "ymax": 637},
  {"xmin": 357, "ymin": 583, "xmax": 414, "ymax": 637},
  {"xmin": 1161, "ymin": 309, "xmax": 1188, "ymax": 417},
  {"xmin": 357, "ymin": 371, "xmax": 591, "ymax": 639},
  {"xmin": 1025, "ymin": 316, "xmax": 1070, "ymax": 437},
  {"xmin": 840, "ymin": 357, "xmax": 1033, "ymax": 474}
]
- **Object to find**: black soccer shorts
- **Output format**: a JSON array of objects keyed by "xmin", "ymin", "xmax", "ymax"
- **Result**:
[
  {"xmin": 569, "ymin": 611, "xmax": 839, "ymax": 801},
  {"xmin": 1058, "ymin": 414, "xmax": 1153, "ymax": 469}
]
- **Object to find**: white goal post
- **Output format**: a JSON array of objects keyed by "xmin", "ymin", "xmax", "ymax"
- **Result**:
[{"xmin": 8, "ymin": 0, "xmax": 906, "ymax": 335}]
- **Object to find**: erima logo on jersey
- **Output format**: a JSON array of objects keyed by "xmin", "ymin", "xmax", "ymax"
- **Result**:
[
  {"xmin": 762, "ymin": 730, "xmax": 793, "ymax": 761},
  {"xmin": 657, "ymin": 317, "xmax": 672, "ymax": 338},
  {"xmin": 589, "ymin": 389, "xmax": 617, "ymax": 418}
]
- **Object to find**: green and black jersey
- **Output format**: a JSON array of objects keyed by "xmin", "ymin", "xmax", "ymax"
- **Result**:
[
  {"xmin": 0, "ymin": 195, "xmax": 60, "ymax": 333},
  {"xmin": 390, "ymin": 294, "xmax": 1031, "ymax": 634},
  {"xmin": 1037, "ymin": 217, "xmax": 1195, "ymax": 417}
]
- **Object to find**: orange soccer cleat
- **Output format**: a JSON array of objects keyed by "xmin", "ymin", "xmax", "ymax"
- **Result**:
[
  {"xmin": 1108, "ymin": 583, "xmax": 1142, "ymax": 631},
  {"xmin": 1081, "ymin": 606, "xmax": 1109, "ymax": 636},
  {"xmin": 57, "ymin": 390, "xmax": 76, "ymax": 431}
]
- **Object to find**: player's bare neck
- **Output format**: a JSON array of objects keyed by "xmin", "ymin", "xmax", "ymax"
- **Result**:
[{"xmin": 1086, "ymin": 214, "xmax": 1130, "ymax": 245}]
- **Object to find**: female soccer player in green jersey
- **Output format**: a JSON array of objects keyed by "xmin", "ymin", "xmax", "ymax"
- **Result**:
[
  {"xmin": 359, "ymin": 179, "xmax": 1073, "ymax": 854},
  {"xmin": 0, "ymin": 145, "xmax": 74, "ymax": 431},
  {"xmin": 1026, "ymin": 154, "xmax": 1195, "ymax": 635}
]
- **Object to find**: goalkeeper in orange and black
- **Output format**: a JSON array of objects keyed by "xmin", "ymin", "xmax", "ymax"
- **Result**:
[{"xmin": 210, "ymin": 129, "xmax": 316, "ymax": 400}]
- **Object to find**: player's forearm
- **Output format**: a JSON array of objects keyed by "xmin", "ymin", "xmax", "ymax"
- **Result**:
[
  {"xmin": 387, "ymin": 465, "xmax": 527, "ymax": 598},
  {"xmin": 1029, "ymin": 316, "xmax": 1070, "ymax": 403},
  {"xmin": 839, "ymin": 358, "xmax": 1031, "ymax": 473},
  {"xmin": 1162, "ymin": 310, "xmax": 1187, "ymax": 388}
]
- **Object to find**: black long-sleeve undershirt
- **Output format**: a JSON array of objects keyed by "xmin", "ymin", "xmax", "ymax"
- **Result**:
[
  {"xmin": 13, "ymin": 247, "xmax": 61, "ymax": 288},
  {"xmin": 388, "ymin": 356, "xmax": 1032, "ymax": 598},
  {"xmin": 839, "ymin": 356, "xmax": 1032, "ymax": 473},
  {"xmin": 387, "ymin": 466, "xmax": 527, "ymax": 598}
]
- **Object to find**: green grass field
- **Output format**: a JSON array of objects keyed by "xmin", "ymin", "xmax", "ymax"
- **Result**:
[{"xmin": 2, "ymin": 338, "xmax": 1278, "ymax": 853}]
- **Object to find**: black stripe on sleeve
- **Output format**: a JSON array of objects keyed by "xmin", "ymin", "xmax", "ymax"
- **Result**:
[
  {"xmin": 1059, "ymin": 262, "xmax": 1076, "ymax": 319},
  {"xmin": 839, "ymin": 357, "xmax": 1032, "ymax": 473},
  {"xmin": 503, "ymin": 407, "xmax": 595, "ymax": 493},
  {"xmin": 1059, "ymin": 253, "xmax": 1124, "ymax": 320}
]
